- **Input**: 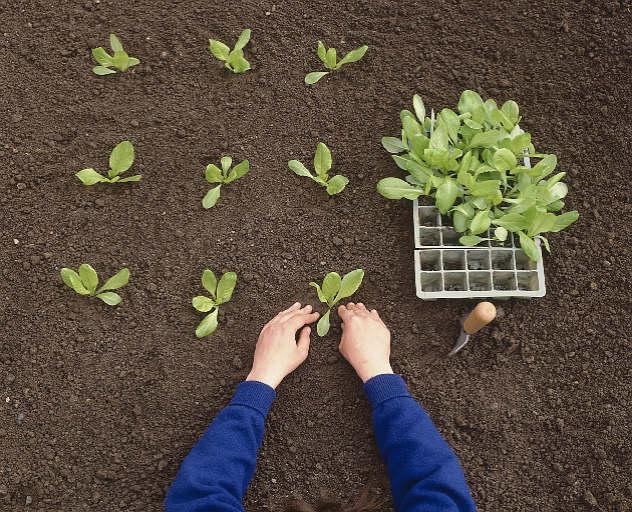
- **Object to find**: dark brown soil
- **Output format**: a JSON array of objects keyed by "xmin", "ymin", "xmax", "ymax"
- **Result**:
[{"xmin": 1, "ymin": 0, "xmax": 631, "ymax": 510}]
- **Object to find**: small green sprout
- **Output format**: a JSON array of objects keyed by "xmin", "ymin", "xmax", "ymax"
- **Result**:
[
  {"xmin": 203, "ymin": 156, "xmax": 250, "ymax": 209},
  {"xmin": 192, "ymin": 269, "xmax": 237, "ymax": 337},
  {"xmin": 288, "ymin": 143, "xmax": 349, "ymax": 196},
  {"xmin": 305, "ymin": 41, "xmax": 368, "ymax": 85},
  {"xmin": 209, "ymin": 29, "xmax": 252, "ymax": 74},
  {"xmin": 91, "ymin": 34, "xmax": 140, "ymax": 75},
  {"xmin": 310, "ymin": 268, "xmax": 365, "ymax": 336},
  {"xmin": 75, "ymin": 141, "xmax": 141, "ymax": 185},
  {"xmin": 60, "ymin": 265, "xmax": 130, "ymax": 305}
]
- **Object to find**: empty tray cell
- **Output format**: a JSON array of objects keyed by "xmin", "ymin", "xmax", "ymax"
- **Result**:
[
  {"xmin": 419, "ymin": 272, "xmax": 443, "ymax": 292},
  {"xmin": 515, "ymin": 251, "xmax": 537, "ymax": 270},
  {"xmin": 442, "ymin": 250, "xmax": 466, "ymax": 270},
  {"xmin": 493, "ymin": 271, "xmax": 517, "ymax": 291},
  {"xmin": 419, "ymin": 228, "xmax": 441, "ymax": 246},
  {"xmin": 440, "ymin": 214, "xmax": 451, "ymax": 227},
  {"xmin": 418, "ymin": 207, "xmax": 440, "ymax": 227},
  {"xmin": 419, "ymin": 250, "xmax": 441, "ymax": 271},
  {"xmin": 491, "ymin": 250, "xmax": 515, "ymax": 270},
  {"xmin": 444, "ymin": 272, "xmax": 467, "ymax": 291},
  {"xmin": 467, "ymin": 250, "xmax": 490, "ymax": 270},
  {"xmin": 441, "ymin": 228, "xmax": 461, "ymax": 246},
  {"xmin": 468, "ymin": 271, "xmax": 492, "ymax": 291},
  {"xmin": 517, "ymin": 271, "xmax": 540, "ymax": 291}
]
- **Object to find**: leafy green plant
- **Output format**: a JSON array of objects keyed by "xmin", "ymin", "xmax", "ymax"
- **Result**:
[
  {"xmin": 192, "ymin": 269, "xmax": 237, "ymax": 337},
  {"xmin": 91, "ymin": 34, "xmax": 140, "ymax": 75},
  {"xmin": 310, "ymin": 269, "xmax": 364, "ymax": 336},
  {"xmin": 76, "ymin": 141, "xmax": 141, "ymax": 185},
  {"xmin": 288, "ymin": 143, "xmax": 349, "ymax": 196},
  {"xmin": 60, "ymin": 265, "xmax": 130, "ymax": 305},
  {"xmin": 209, "ymin": 29, "xmax": 252, "ymax": 74},
  {"xmin": 305, "ymin": 41, "xmax": 368, "ymax": 85},
  {"xmin": 377, "ymin": 91, "xmax": 579, "ymax": 261},
  {"xmin": 202, "ymin": 156, "xmax": 250, "ymax": 208}
]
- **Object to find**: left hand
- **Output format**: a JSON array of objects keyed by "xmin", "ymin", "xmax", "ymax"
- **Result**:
[{"xmin": 246, "ymin": 303, "xmax": 319, "ymax": 388}]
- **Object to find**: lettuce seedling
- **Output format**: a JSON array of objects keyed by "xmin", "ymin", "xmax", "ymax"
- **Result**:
[
  {"xmin": 305, "ymin": 41, "xmax": 368, "ymax": 85},
  {"xmin": 60, "ymin": 265, "xmax": 130, "ymax": 305},
  {"xmin": 288, "ymin": 143, "xmax": 349, "ymax": 196},
  {"xmin": 203, "ymin": 156, "xmax": 250, "ymax": 208},
  {"xmin": 209, "ymin": 29, "xmax": 252, "ymax": 74},
  {"xmin": 91, "ymin": 34, "xmax": 140, "ymax": 75},
  {"xmin": 192, "ymin": 269, "xmax": 237, "ymax": 337},
  {"xmin": 310, "ymin": 268, "xmax": 364, "ymax": 336},
  {"xmin": 377, "ymin": 91, "xmax": 579, "ymax": 261},
  {"xmin": 76, "ymin": 141, "xmax": 141, "ymax": 185}
]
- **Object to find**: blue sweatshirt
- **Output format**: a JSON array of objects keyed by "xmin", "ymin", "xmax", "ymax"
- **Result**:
[{"xmin": 165, "ymin": 374, "xmax": 476, "ymax": 512}]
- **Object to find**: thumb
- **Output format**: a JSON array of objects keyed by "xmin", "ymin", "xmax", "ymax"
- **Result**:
[{"xmin": 297, "ymin": 326, "xmax": 311, "ymax": 356}]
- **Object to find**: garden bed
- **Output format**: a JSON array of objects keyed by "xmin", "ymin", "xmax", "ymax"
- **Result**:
[{"xmin": 1, "ymin": 1, "xmax": 631, "ymax": 511}]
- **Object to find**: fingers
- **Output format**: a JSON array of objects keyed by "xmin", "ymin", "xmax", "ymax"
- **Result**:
[
  {"xmin": 297, "ymin": 326, "xmax": 311, "ymax": 354},
  {"xmin": 338, "ymin": 304, "xmax": 350, "ymax": 320},
  {"xmin": 289, "ymin": 311, "xmax": 320, "ymax": 329}
]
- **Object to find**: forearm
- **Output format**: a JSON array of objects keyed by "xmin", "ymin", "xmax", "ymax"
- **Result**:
[
  {"xmin": 165, "ymin": 381, "xmax": 275, "ymax": 512},
  {"xmin": 365, "ymin": 374, "xmax": 476, "ymax": 512}
]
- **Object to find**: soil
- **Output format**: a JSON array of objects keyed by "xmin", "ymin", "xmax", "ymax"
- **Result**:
[{"xmin": 1, "ymin": 0, "xmax": 631, "ymax": 511}]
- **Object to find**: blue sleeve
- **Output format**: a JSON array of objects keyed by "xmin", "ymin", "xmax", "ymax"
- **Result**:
[
  {"xmin": 364, "ymin": 374, "xmax": 476, "ymax": 512},
  {"xmin": 164, "ymin": 381, "xmax": 276, "ymax": 512}
]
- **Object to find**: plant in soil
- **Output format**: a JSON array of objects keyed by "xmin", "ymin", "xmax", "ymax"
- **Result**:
[
  {"xmin": 76, "ymin": 140, "xmax": 141, "ymax": 185},
  {"xmin": 288, "ymin": 142, "xmax": 349, "ymax": 196},
  {"xmin": 60, "ymin": 265, "xmax": 130, "ymax": 305},
  {"xmin": 91, "ymin": 34, "xmax": 140, "ymax": 75},
  {"xmin": 377, "ymin": 90, "xmax": 579, "ymax": 261},
  {"xmin": 305, "ymin": 41, "xmax": 368, "ymax": 85},
  {"xmin": 209, "ymin": 29, "xmax": 252, "ymax": 74},
  {"xmin": 202, "ymin": 156, "xmax": 250, "ymax": 209},
  {"xmin": 310, "ymin": 268, "xmax": 364, "ymax": 336},
  {"xmin": 192, "ymin": 269, "xmax": 237, "ymax": 338}
]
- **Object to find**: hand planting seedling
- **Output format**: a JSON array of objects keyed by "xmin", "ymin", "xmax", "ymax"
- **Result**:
[
  {"xmin": 305, "ymin": 41, "xmax": 368, "ymax": 85},
  {"xmin": 377, "ymin": 91, "xmax": 579, "ymax": 261},
  {"xmin": 75, "ymin": 140, "xmax": 141, "ymax": 185},
  {"xmin": 192, "ymin": 269, "xmax": 237, "ymax": 337},
  {"xmin": 288, "ymin": 143, "xmax": 349, "ymax": 196},
  {"xmin": 202, "ymin": 156, "xmax": 250, "ymax": 208},
  {"xmin": 310, "ymin": 268, "xmax": 364, "ymax": 336},
  {"xmin": 91, "ymin": 34, "xmax": 140, "ymax": 75},
  {"xmin": 209, "ymin": 29, "xmax": 252, "ymax": 74},
  {"xmin": 60, "ymin": 265, "xmax": 130, "ymax": 305}
]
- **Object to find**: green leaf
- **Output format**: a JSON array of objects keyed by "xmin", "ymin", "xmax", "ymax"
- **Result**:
[
  {"xmin": 309, "ymin": 282, "xmax": 327, "ymax": 303},
  {"xmin": 220, "ymin": 156, "xmax": 233, "ymax": 173},
  {"xmin": 314, "ymin": 143, "xmax": 332, "ymax": 177},
  {"xmin": 412, "ymin": 94, "xmax": 426, "ymax": 123},
  {"xmin": 531, "ymin": 154, "xmax": 557, "ymax": 178},
  {"xmin": 234, "ymin": 29, "xmax": 251, "ymax": 51},
  {"xmin": 96, "ymin": 292, "xmax": 122, "ymax": 306},
  {"xmin": 109, "ymin": 141, "xmax": 135, "ymax": 175},
  {"xmin": 316, "ymin": 310, "xmax": 331, "ymax": 337},
  {"xmin": 209, "ymin": 39, "xmax": 230, "ymax": 61},
  {"xmin": 518, "ymin": 231, "xmax": 539, "ymax": 261},
  {"xmin": 335, "ymin": 45, "xmax": 368, "ymax": 68},
  {"xmin": 202, "ymin": 185, "xmax": 222, "ymax": 209},
  {"xmin": 492, "ymin": 148, "xmax": 517, "ymax": 172},
  {"xmin": 458, "ymin": 90, "xmax": 484, "ymax": 114},
  {"xmin": 76, "ymin": 168, "xmax": 106, "ymax": 185},
  {"xmin": 527, "ymin": 211, "xmax": 557, "ymax": 236},
  {"xmin": 92, "ymin": 47, "xmax": 112, "ymax": 66},
  {"xmin": 216, "ymin": 272, "xmax": 237, "ymax": 304},
  {"xmin": 429, "ymin": 123, "xmax": 449, "ymax": 149},
  {"xmin": 288, "ymin": 160, "xmax": 313, "ymax": 178},
  {"xmin": 325, "ymin": 175, "xmax": 348, "ymax": 196},
  {"xmin": 550, "ymin": 210, "xmax": 579, "ymax": 232},
  {"xmin": 192, "ymin": 295, "xmax": 215, "ymax": 312},
  {"xmin": 333, "ymin": 269, "xmax": 364, "ymax": 304},
  {"xmin": 435, "ymin": 179, "xmax": 458, "ymax": 214},
  {"xmin": 305, "ymin": 71, "xmax": 329, "ymax": 85},
  {"xmin": 377, "ymin": 177, "xmax": 423, "ymax": 200},
  {"xmin": 501, "ymin": 100, "xmax": 520, "ymax": 124},
  {"xmin": 205, "ymin": 164, "xmax": 223, "ymax": 183},
  {"xmin": 128, "ymin": 57, "xmax": 140, "ymax": 67},
  {"xmin": 97, "ymin": 268, "xmax": 130, "ymax": 292},
  {"xmin": 224, "ymin": 160, "xmax": 250, "ymax": 184},
  {"xmin": 109, "ymin": 33, "xmax": 123, "ymax": 52},
  {"xmin": 226, "ymin": 50, "xmax": 251, "ymax": 73},
  {"xmin": 494, "ymin": 226, "xmax": 508, "ymax": 241},
  {"xmin": 469, "ymin": 130, "xmax": 502, "ymax": 148},
  {"xmin": 112, "ymin": 50, "xmax": 130, "ymax": 71},
  {"xmin": 459, "ymin": 235, "xmax": 484, "ymax": 246},
  {"xmin": 196, "ymin": 309, "xmax": 219, "ymax": 338},
  {"xmin": 470, "ymin": 179, "xmax": 500, "ymax": 197},
  {"xmin": 381, "ymin": 136, "xmax": 406, "ymax": 154},
  {"xmin": 536, "ymin": 235, "xmax": 551, "ymax": 253},
  {"xmin": 322, "ymin": 272, "xmax": 342, "ymax": 303},
  {"xmin": 92, "ymin": 65, "xmax": 116, "ymax": 75},
  {"xmin": 470, "ymin": 209, "xmax": 491, "ymax": 235},
  {"xmin": 60, "ymin": 268, "xmax": 90, "ymax": 295},
  {"xmin": 317, "ymin": 41, "xmax": 327, "ymax": 63},
  {"xmin": 78, "ymin": 264, "xmax": 99, "ymax": 293},
  {"xmin": 202, "ymin": 269, "xmax": 218, "ymax": 297},
  {"xmin": 325, "ymin": 47, "xmax": 337, "ymax": 70},
  {"xmin": 492, "ymin": 212, "xmax": 528, "ymax": 232},
  {"xmin": 117, "ymin": 175, "xmax": 142, "ymax": 182}
]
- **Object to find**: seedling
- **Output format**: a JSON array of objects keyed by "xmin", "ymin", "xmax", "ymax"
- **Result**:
[
  {"xmin": 60, "ymin": 265, "xmax": 130, "ymax": 305},
  {"xmin": 192, "ymin": 269, "xmax": 237, "ymax": 337},
  {"xmin": 202, "ymin": 156, "xmax": 250, "ymax": 208},
  {"xmin": 91, "ymin": 34, "xmax": 140, "ymax": 75},
  {"xmin": 288, "ymin": 143, "xmax": 349, "ymax": 196},
  {"xmin": 76, "ymin": 141, "xmax": 141, "ymax": 185},
  {"xmin": 305, "ymin": 41, "xmax": 368, "ymax": 85},
  {"xmin": 310, "ymin": 268, "xmax": 364, "ymax": 336},
  {"xmin": 209, "ymin": 29, "xmax": 252, "ymax": 74}
]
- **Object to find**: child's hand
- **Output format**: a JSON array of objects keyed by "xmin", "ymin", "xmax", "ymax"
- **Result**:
[
  {"xmin": 246, "ymin": 303, "xmax": 319, "ymax": 389},
  {"xmin": 338, "ymin": 303, "xmax": 393, "ymax": 382}
]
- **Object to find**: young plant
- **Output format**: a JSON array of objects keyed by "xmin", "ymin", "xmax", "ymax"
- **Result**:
[
  {"xmin": 310, "ymin": 268, "xmax": 364, "ymax": 336},
  {"xmin": 91, "ymin": 34, "xmax": 140, "ymax": 75},
  {"xmin": 209, "ymin": 29, "xmax": 252, "ymax": 74},
  {"xmin": 192, "ymin": 269, "xmax": 237, "ymax": 338},
  {"xmin": 305, "ymin": 41, "xmax": 368, "ymax": 85},
  {"xmin": 377, "ymin": 90, "xmax": 579, "ymax": 261},
  {"xmin": 75, "ymin": 141, "xmax": 141, "ymax": 185},
  {"xmin": 202, "ymin": 156, "xmax": 250, "ymax": 208},
  {"xmin": 288, "ymin": 143, "xmax": 349, "ymax": 196},
  {"xmin": 60, "ymin": 265, "xmax": 130, "ymax": 305}
]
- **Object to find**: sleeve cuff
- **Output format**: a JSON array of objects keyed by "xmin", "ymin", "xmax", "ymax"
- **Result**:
[
  {"xmin": 364, "ymin": 374, "xmax": 411, "ymax": 408},
  {"xmin": 229, "ymin": 381, "xmax": 276, "ymax": 417}
]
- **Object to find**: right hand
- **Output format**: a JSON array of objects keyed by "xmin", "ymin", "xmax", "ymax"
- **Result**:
[{"xmin": 337, "ymin": 303, "xmax": 393, "ymax": 383}]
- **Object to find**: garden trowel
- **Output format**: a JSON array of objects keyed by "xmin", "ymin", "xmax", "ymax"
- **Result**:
[{"xmin": 449, "ymin": 301, "xmax": 497, "ymax": 356}]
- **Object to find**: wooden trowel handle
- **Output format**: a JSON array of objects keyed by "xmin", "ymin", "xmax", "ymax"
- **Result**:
[{"xmin": 463, "ymin": 302, "xmax": 497, "ymax": 334}]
